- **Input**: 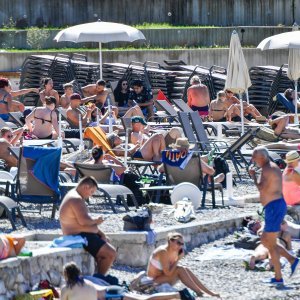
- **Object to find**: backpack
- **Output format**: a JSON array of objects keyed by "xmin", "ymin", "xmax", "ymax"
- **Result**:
[
  {"xmin": 213, "ymin": 156, "xmax": 230, "ymax": 188},
  {"xmin": 123, "ymin": 207, "xmax": 152, "ymax": 231}
]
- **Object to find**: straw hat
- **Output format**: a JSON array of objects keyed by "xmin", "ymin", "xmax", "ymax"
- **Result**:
[
  {"xmin": 169, "ymin": 137, "xmax": 193, "ymax": 150},
  {"xmin": 285, "ymin": 150, "xmax": 300, "ymax": 164}
]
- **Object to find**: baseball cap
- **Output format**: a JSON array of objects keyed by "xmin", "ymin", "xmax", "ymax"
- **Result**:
[{"xmin": 131, "ymin": 116, "xmax": 147, "ymax": 125}]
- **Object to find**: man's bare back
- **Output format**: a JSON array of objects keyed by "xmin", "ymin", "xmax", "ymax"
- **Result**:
[
  {"xmin": 187, "ymin": 84, "xmax": 210, "ymax": 108},
  {"xmin": 82, "ymin": 84, "xmax": 108, "ymax": 108},
  {"xmin": 59, "ymin": 189, "xmax": 99, "ymax": 235}
]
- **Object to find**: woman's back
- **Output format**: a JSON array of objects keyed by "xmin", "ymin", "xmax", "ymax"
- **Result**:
[
  {"xmin": 61, "ymin": 279, "xmax": 97, "ymax": 300},
  {"xmin": 283, "ymin": 168, "xmax": 300, "ymax": 205}
]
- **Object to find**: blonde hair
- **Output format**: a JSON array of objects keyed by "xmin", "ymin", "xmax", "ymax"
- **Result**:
[{"xmin": 190, "ymin": 75, "xmax": 201, "ymax": 85}]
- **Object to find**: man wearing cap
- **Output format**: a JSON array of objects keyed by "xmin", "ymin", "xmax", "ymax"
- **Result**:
[
  {"xmin": 66, "ymin": 93, "xmax": 96, "ymax": 128},
  {"xmin": 249, "ymin": 146, "xmax": 299, "ymax": 285},
  {"xmin": 128, "ymin": 80, "xmax": 154, "ymax": 119},
  {"xmin": 282, "ymin": 150, "xmax": 300, "ymax": 206},
  {"xmin": 187, "ymin": 76, "xmax": 210, "ymax": 119}
]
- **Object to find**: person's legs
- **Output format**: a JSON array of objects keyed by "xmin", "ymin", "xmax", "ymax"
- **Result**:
[
  {"xmin": 249, "ymin": 244, "xmax": 269, "ymax": 269},
  {"xmin": 95, "ymin": 242, "xmax": 117, "ymax": 275},
  {"xmin": 123, "ymin": 106, "xmax": 144, "ymax": 118},
  {"xmin": 247, "ymin": 104, "xmax": 262, "ymax": 118},
  {"xmin": 146, "ymin": 103, "xmax": 154, "ymax": 120},
  {"xmin": 264, "ymin": 142, "xmax": 297, "ymax": 150},
  {"xmin": 140, "ymin": 133, "xmax": 166, "ymax": 161}
]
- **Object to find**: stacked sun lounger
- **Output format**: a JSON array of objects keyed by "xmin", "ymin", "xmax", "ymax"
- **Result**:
[{"xmin": 209, "ymin": 65, "xmax": 227, "ymax": 99}]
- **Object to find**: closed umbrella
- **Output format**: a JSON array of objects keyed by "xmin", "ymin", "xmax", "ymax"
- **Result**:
[
  {"xmin": 257, "ymin": 24, "xmax": 300, "ymax": 124},
  {"xmin": 54, "ymin": 20, "xmax": 146, "ymax": 78},
  {"xmin": 225, "ymin": 30, "xmax": 252, "ymax": 134}
]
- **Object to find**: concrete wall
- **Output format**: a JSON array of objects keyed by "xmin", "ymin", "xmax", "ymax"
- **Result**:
[
  {"xmin": 0, "ymin": 0, "xmax": 298, "ymax": 27},
  {"xmin": 0, "ymin": 26, "xmax": 293, "ymax": 50},
  {"xmin": 0, "ymin": 48, "xmax": 289, "ymax": 72}
]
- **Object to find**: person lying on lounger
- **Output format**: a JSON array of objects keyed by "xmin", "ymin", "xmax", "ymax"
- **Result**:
[
  {"xmin": 269, "ymin": 115, "xmax": 300, "ymax": 140},
  {"xmin": 147, "ymin": 232, "xmax": 220, "ymax": 298}
]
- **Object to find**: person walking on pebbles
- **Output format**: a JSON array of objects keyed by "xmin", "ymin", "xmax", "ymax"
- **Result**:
[{"xmin": 249, "ymin": 147, "xmax": 299, "ymax": 285}]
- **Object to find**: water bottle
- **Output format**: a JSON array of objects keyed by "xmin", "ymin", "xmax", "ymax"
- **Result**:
[
  {"xmin": 18, "ymin": 249, "xmax": 33, "ymax": 257},
  {"xmin": 207, "ymin": 149, "xmax": 215, "ymax": 166}
]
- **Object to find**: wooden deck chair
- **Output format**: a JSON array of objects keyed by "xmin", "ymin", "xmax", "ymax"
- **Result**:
[
  {"xmin": 11, "ymin": 146, "xmax": 61, "ymax": 219},
  {"xmin": 73, "ymin": 162, "xmax": 138, "ymax": 212},
  {"xmin": 84, "ymin": 127, "xmax": 115, "ymax": 156}
]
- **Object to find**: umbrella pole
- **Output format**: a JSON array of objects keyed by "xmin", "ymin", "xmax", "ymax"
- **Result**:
[
  {"xmin": 246, "ymin": 89, "xmax": 249, "ymax": 104},
  {"xmin": 99, "ymin": 42, "xmax": 102, "ymax": 79},
  {"xmin": 240, "ymin": 93, "xmax": 244, "ymax": 135},
  {"xmin": 295, "ymin": 80, "xmax": 299, "ymax": 125}
]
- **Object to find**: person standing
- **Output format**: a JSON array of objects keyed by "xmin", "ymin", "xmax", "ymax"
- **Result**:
[
  {"xmin": 59, "ymin": 176, "xmax": 116, "ymax": 275},
  {"xmin": 249, "ymin": 147, "xmax": 299, "ymax": 285},
  {"xmin": 187, "ymin": 75, "xmax": 210, "ymax": 119}
]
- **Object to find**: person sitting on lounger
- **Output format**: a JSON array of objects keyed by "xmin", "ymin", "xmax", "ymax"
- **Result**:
[
  {"xmin": 25, "ymin": 96, "xmax": 61, "ymax": 139},
  {"xmin": 269, "ymin": 115, "xmax": 300, "ymax": 140},
  {"xmin": 39, "ymin": 77, "xmax": 60, "ymax": 107},
  {"xmin": 0, "ymin": 234, "xmax": 26, "ymax": 259},
  {"xmin": 208, "ymin": 90, "xmax": 228, "ymax": 122},
  {"xmin": 147, "ymin": 232, "xmax": 220, "ymax": 298}
]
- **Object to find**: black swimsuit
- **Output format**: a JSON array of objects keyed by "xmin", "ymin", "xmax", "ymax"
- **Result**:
[{"xmin": 34, "ymin": 109, "xmax": 53, "ymax": 124}]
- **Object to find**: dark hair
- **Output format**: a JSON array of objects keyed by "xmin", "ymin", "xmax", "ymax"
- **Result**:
[
  {"xmin": 63, "ymin": 262, "xmax": 84, "ymax": 289},
  {"xmin": 78, "ymin": 176, "xmax": 98, "ymax": 188},
  {"xmin": 284, "ymin": 88, "xmax": 294, "ymax": 101},
  {"xmin": 132, "ymin": 79, "xmax": 143, "ymax": 87},
  {"xmin": 92, "ymin": 146, "xmax": 103, "ymax": 161},
  {"xmin": 96, "ymin": 79, "xmax": 106, "ymax": 86},
  {"xmin": 106, "ymin": 133, "xmax": 118, "ymax": 148},
  {"xmin": 45, "ymin": 96, "xmax": 56, "ymax": 105},
  {"xmin": 0, "ymin": 78, "xmax": 9, "ymax": 89},
  {"xmin": 41, "ymin": 77, "xmax": 52, "ymax": 87},
  {"xmin": 0, "ymin": 127, "xmax": 12, "ymax": 137}
]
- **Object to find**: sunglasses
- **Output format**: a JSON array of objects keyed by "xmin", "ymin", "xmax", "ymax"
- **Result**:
[
  {"xmin": 171, "ymin": 239, "xmax": 184, "ymax": 246},
  {"xmin": 122, "ymin": 83, "xmax": 128, "ymax": 86},
  {"xmin": 6, "ymin": 134, "xmax": 13, "ymax": 139}
]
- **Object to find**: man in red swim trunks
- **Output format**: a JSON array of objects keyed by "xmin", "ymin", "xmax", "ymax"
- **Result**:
[{"xmin": 187, "ymin": 75, "xmax": 210, "ymax": 119}]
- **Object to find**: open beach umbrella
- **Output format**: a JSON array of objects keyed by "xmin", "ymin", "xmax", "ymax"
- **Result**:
[
  {"xmin": 257, "ymin": 24, "xmax": 300, "ymax": 124},
  {"xmin": 225, "ymin": 30, "xmax": 252, "ymax": 134},
  {"xmin": 54, "ymin": 20, "xmax": 146, "ymax": 78}
]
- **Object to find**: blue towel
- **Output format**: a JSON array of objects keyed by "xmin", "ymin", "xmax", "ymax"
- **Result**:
[
  {"xmin": 23, "ymin": 146, "xmax": 61, "ymax": 194},
  {"xmin": 276, "ymin": 93, "xmax": 295, "ymax": 113},
  {"xmin": 162, "ymin": 150, "xmax": 193, "ymax": 170},
  {"xmin": 50, "ymin": 235, "xmax": 87, "ymax": 248}
]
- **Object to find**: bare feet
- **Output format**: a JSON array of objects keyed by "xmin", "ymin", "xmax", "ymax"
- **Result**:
[
  {"xmin": 249, "ymin": 255, "xmax": 256, "ymax": 270},
  {"xmin": 214, "ymin": 173, "xmax": 225, "ymax": 184}
]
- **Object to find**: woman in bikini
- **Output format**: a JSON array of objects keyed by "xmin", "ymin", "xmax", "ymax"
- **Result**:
[
  {"xmin": 39, "ymin": 77, "xmax": 60, "ymax": 107},
  {"xmin": 25, "ymin": 96, "xmax": 60, "ymax": 139},
  {"xmin": 208, "ymin": 90, "xmax": 228, "ymax": 122},
  {"xmin": 147, "ymin": 232, "xmax": 220, "ymax": 298},
  {"xmin": 0, "ymin": 234, "xmax": 26, "ymax": 260},
  {"xmin": 0, "ymin": 78, "xmax": 13, "ymax": 121}
]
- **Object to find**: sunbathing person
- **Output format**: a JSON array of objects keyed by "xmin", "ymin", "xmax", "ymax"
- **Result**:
[
  {"xmin": 269, "ymin": 115, "xmax": 300, "ymax": 140},
  {"xmin": 25, "ymin": 96, "xmax": 60, "ymax": 139},
  {"xmin": 282, "ymin": 151, "xmax": 300, "ymax": 206},
  {"xmin": 248, "ymin": 220, "xmax": 292, "ymax": 270},
  {"xmin": 61, "ymin": 261, "xmax": 97, "ymax": 300},
  {"xmin": 147, "ymin": 232, "xmax": 220, "ymax": 298},
  {"xmin": 208, "ymin": 90, "xmax": 228, "ymax": 121},
  {"xmin": 60, "ymin": 82, "xmax": 74, "ymax": 109},
  {"xmin": 225, "ymin": 89, "xmax": 262, "ymax": 120},
  {"xmin": 0, "ymin": 234, "xmax": 26, "ymax": 259},
  {"xmin": 0, "ymin": 126, "xmax": 24, "ymax": 168},
  {"xmin": 39, "ymin": 77, "xmax": 60, "ymax": 107}
]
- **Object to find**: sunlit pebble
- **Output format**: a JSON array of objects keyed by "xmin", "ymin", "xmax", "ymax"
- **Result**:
[{"xmin": 168, "ymin": 12, "xmax": 172, "ymax": 17}]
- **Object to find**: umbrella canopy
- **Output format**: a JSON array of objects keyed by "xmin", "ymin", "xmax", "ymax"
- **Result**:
[
  {"xmin": 257, "ymin": 24, "xmax": 300, "ymax": 124},
  {"xmin": 225, "ymin": 30, "xmax": 252, "ymax": 134},
  {"xmin": 54, "ymin": 20, "xmax": 146, "ymax": 78},
  {"xmin": 257, "ymin": 30, "xmax": 300, "ymax": 51}
]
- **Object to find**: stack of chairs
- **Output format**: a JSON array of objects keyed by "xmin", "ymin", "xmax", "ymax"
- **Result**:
[
  {"xmin": 102, "ymin": 62, "xmax": 129, "ymax": 82},
  {"xmin": 209, "ymin": 65, "xmax": 227, "ymax": 99},
  {"xmin": 247, "ymin": 66, "xmax": 280, "ymax": 115}
]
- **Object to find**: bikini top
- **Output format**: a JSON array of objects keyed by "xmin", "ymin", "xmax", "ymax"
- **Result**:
[{"xmin": 33, "ymin": 109, "xmax": 53, "ymax": 124}]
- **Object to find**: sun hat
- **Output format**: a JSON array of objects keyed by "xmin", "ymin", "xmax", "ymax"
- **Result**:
[
  {"xmin": 285, "ymin": 150, "xmax": 300, "ymax": 164},
  {"xmin": 169, "ymin": 137, "xmax": 193, "ymax": 150},
  {"xmin": 131, "ymin": 116, "xmax": 147, "ymax": 125},
  {"xmin": 70, "ymin": 93, "xmax": 82, "ymax": 100}
]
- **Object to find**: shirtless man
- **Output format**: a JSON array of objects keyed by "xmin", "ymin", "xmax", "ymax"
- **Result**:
[
  {"xmin": 249, "ymin": 147, "xmax": 299, "ymax": 285},
  {"xmin": 225, "ymin": 89, "xmax": 261, "ymax": 121},
  {"xmin": 0, "ymin": 126, "xmax": 24, "ymax": 168},
  {"xmin": 39, "ymin": 78, "xmax": 60, "ymax": 107},
  {"xmin": 59, "ymin": 176, "xmax": 116, "ymax": 275},
  {"xmin": 269, "ymin": 115, "xmax": 300, "ymax": 140},
  {"xmin": 208, "ymin": 91, "xmax": 228, "ymax": 122},
  {"xmin": 187, "ymin": 75, "xmax": 210, "ymax": 119},
  {"xmin": 66, "ymin": 93, "xmax": 96, "ymax": 128},
  {"xmin": 60, "ymin": 83, "xmax": 74, "ymax": 109}
]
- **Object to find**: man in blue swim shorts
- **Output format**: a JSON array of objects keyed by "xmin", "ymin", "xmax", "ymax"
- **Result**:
[{"xmin": 249, "ymin": 147, "xmax": 299, "ymax": 286}]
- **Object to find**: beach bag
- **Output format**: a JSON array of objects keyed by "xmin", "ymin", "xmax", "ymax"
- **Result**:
[
  {"xmin": 129, "ymin": 271, "xmax": 156, "ymax": 294},
  {"xmin": 213, "ymin": 156, "xmax": 229, "ymax": 187},
  {"xmin": 123, "ymin": 207, "xmax": 152, "ymax": 231},
  {"xmin": 234, "ymin": 235, "xmax": 260, "ymax": 250},
  {"xmin": 256, "ymin": 127, "xmax": 280, "ymax": 142},
  {"xmin": 174, "ymin": 200, "xmax": 195, "ymax": 223}
]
